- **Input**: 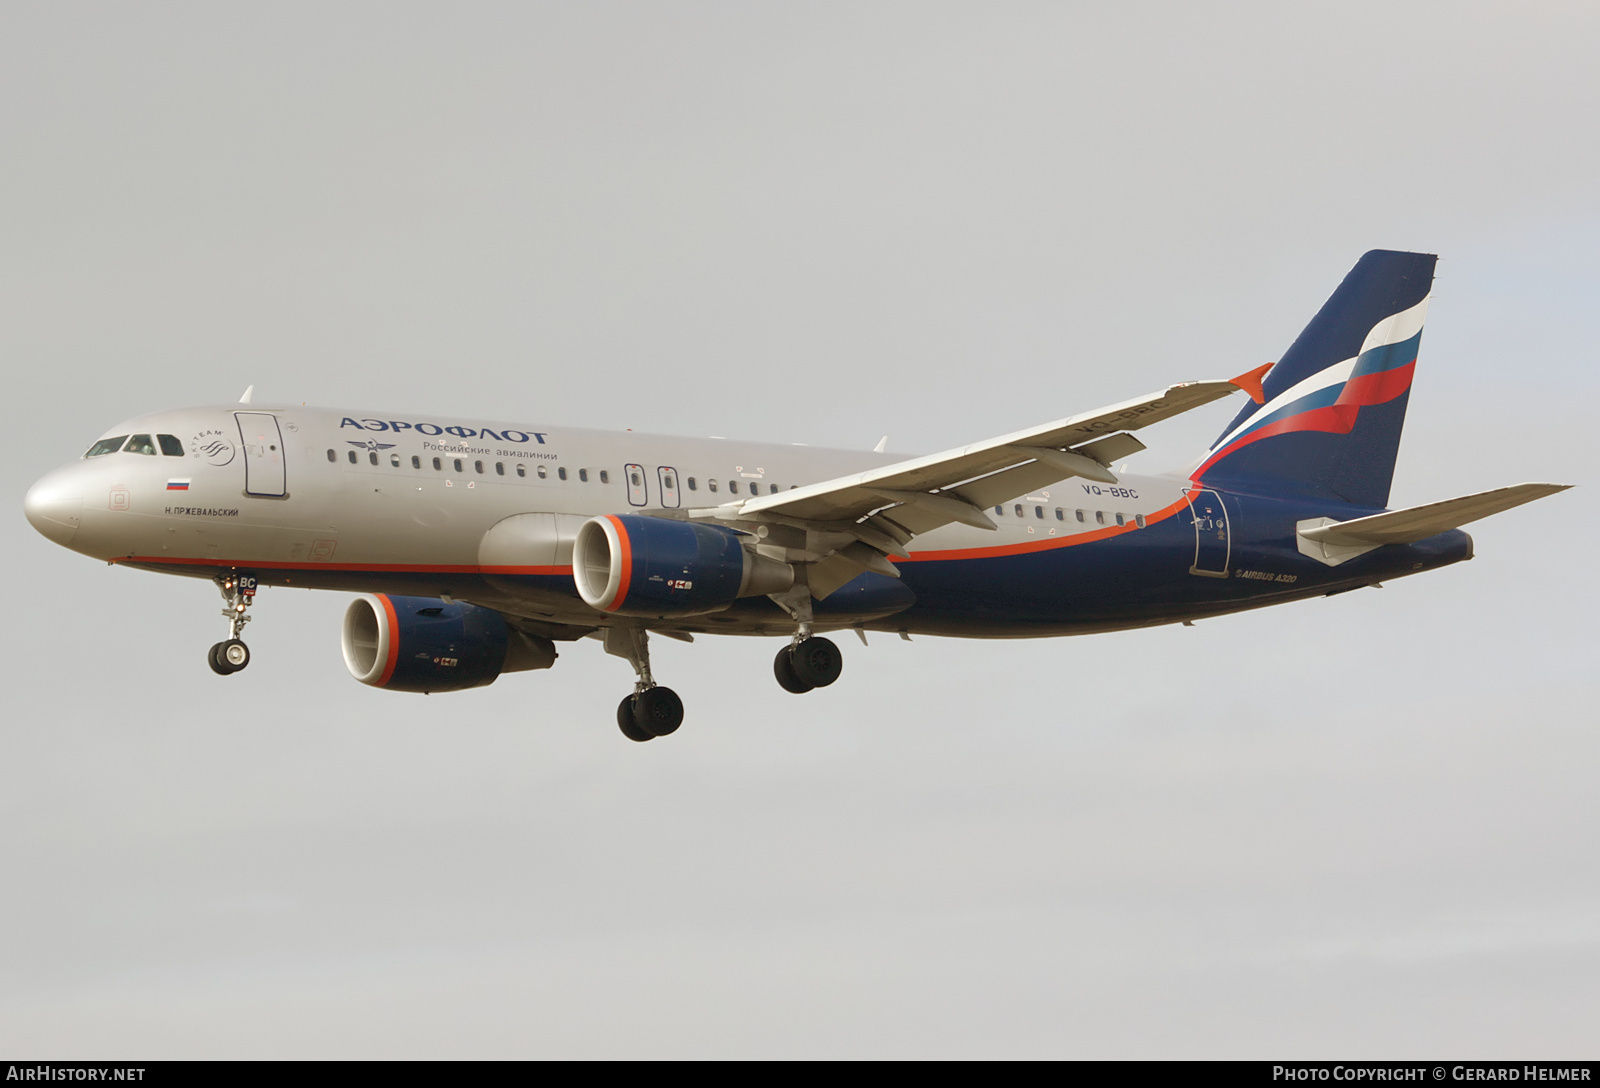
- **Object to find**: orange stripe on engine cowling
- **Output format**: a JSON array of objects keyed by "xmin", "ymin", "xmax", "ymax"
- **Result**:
[
  {"xmin": 604, "ymin": 514, "xmax": 633, "ymax": 612},
  {"xmin": 376, "ymin": 593, "xmax": 401, "ymax": 688}
]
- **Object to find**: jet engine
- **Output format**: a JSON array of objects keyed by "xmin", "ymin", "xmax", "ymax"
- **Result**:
[
  {"xmin": 573, "ymin": 514, "xmax": 793, "ymax": 617},
  {"xmin": 342, "ymin": 594, "xmax": 557, "ymax": 693}
]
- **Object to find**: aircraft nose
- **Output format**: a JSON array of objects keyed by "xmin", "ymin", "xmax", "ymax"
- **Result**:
[{"xmin": 24, "ymin": 468, "xmax": 83, "ymax": 546}]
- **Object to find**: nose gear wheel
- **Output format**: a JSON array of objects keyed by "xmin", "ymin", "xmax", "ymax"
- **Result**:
[{"xmin": 208, "ymin": 638, "xmax": 251, "ymax": 675}]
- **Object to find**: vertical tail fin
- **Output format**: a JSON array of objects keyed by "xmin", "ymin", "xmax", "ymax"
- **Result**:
[{"xmin": 1194, "ymin": 250, "xmax": 1436, "ymax": 508}]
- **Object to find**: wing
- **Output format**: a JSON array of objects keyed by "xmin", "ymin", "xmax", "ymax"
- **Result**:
[
  {"xmin": 684, "ymin": 369, "xmax": 1269, "ymax": 597},
  {"xmin": 1298, "ymin": 483, "xmax": 1572, "ymax": 546}
]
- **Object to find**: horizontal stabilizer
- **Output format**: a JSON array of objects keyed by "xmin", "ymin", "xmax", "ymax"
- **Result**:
[{"xmin": 1299, "ymin": 483, "xmax": 1572, "ymax": 546}]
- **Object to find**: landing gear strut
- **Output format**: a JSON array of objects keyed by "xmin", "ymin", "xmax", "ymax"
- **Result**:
[
  {"xmin": 768, "ymin": 581, "xmax": 843, "ymax": 694},
  {"xmin": 604, "ymin": 626, "xmax": 684, "ymax": 742},
  {"xmin": 208, "ymin": 572, "xmax": 257, "ymax": 676}
]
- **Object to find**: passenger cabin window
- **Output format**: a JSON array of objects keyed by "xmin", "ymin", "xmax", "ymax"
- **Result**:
[
  {"xmin": 1135, "ymin": 514, "xmax": 1146, "ymax": 528},
  {"xmin": 158, "ymin": 434, "xmax": 184, "ymax": 456},
  {"xmin": 453, "ymin": 459, "xmax": 463, "ymax": 472},
  {"xmin": 85, "ymin": 436, "xmax": 129, "ymax": 458},
  {"xmin": 729, "ymin": 481, "xmax": 739, "ymax": 494},
  {"xmin": 687, "ymin": 477, "xmax": 697, "ymax": 491},
  {"xmin": 558, "ymin": 467, "xmax": 567, "ymax": 481},
  {"xmin": 1055, "ymin": 508, "xmax": 1064, "ymax": 521},
  {"xmin": 348, "ymin": 450, "xmax": 358, "ymax": 464},
  {"xmin": 474, "ymin": 460, "xmax": 484, "ymax": 474},
  {"xmin": 536, "ymin": 465, "xmax": 547, "ymax": 479},
  {"xmin": 708, "ymin": 479, "xmax": 718, "ymax": 493},
  {"xmin": 411, "ymin": 456, "xmax": 421, "ymax": 469},
  {"xmin": 579, "ymin": 469, "xmax": 588, "ymax": 483},
  {"xmin": 1076, "ymin": 510, "xmax": 1086, "ymax": 523},
  {"xmin": 390, "ymin": 454, "xmax": 400, "ymax": 467},
  {"xmin": 1096, "ymin": 511, "xmax": 1106, "ymax": 525},
  {"xmin": 495, "ymin": 462, "xmax": 504, "ymax": 476},
  {"xmin": 369, "ymin": 452, "xmax": 379, "ymax": 465},
  {"xmin": 599, "ymin": 470, "xmax": 610, "ymax": 484},
  {"xmin": 432, "ymin": 457, "xmax": 442, "ymax": 471},
  {"xmin": 125, "ymin": 434, "xmax": 157, "ymax": 456},
  {"xmin": 326, "ymin": 449, "xmax": 336, "ymax": 463},
  {"xmin": 1115, "ymin": 513, "xmax": 1125, "ymax": 526},
  {"xmin": 515, "ymin": 464, "xmax": 525, "ymax": 477},
  {"xmin": 1014, "ymin": 504, "xmax": 1024, "ymax": 517}
]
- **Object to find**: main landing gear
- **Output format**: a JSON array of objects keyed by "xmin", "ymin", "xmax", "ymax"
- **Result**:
[
  {"xmin": 768, "ymin": 582, "xmax": 843, "ymax": 695},
  {"xmin": 208, "ymin": 572, "xmax": 257, "ymax": 676},
  {"xmin": 773, "ymin": 636, "xmax": 843, "ymax": 694},
  {"xmin": 604, "ymin": 626, "xmax": 684, "ymax": 743}
]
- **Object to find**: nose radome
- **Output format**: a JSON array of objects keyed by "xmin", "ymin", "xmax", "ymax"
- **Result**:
[{"xmin": 24, "ymin": 469, "xmax": 83, "ymax": 546}]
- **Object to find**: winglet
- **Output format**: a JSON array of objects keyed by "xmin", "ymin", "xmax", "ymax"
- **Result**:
[
  {"xmin": 1229, "ymin": 363, "xmax": 1273, "ymax": 405},
  {"xmin": 239, "ymin": 385, "xmax": 255, "ymax": 405}
]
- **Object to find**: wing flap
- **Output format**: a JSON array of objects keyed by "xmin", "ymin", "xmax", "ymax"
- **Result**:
[{"xmin": 732, "ymin": 378, "xmax": 1244, "ymax": 529}]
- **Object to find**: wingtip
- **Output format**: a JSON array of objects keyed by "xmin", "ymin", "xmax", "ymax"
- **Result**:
[{"xmin": 1229, "ymin": 363, "xmax": 1273, "ymax": 404}]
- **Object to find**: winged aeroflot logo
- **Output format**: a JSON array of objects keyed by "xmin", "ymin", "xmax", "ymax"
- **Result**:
[{"xmin": 348, "ymin": 439, "xmax": 397, "ymax": 452}]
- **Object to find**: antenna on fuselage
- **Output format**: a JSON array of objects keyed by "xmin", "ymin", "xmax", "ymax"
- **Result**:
[{"xmin": 238, "ymin": 385, "xmax": 254, "ymax": 404}]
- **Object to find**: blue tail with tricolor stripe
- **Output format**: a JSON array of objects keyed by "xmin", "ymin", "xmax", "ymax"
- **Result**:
[{"xmin": 1194, "ymin": 250, "xmax": 1436, "ymax": 508}]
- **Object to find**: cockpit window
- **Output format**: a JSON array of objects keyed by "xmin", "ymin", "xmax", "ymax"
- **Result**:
[
  {"xmin": 85, "ymin": 436, "xmax": 129, "ymax": 457},
  {"xmin": 158, "ymin": 434, "xmax": 184, "ymax": 456},
  {"xmin": 125, "ymin": 434, "xmax": 157, "ymax": 456}
]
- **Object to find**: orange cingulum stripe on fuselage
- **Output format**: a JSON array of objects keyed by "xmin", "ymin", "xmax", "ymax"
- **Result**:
[
  {"xmin": 896, "ymin": 496, "xmax": 1188, "ymax": 563},
  {"xmin": 113, "ymin": 556, "xmax": 575, "ymax": 576}
]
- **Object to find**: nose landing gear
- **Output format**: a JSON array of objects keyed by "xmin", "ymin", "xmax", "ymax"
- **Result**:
[{"xmin": 208, "ymin": 572, "xmax": 257, "ymax": 676}]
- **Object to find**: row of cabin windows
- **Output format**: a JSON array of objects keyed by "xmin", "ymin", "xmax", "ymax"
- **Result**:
[
  {"xmin": 996, "ymin": 503, "xmax": 1146, "ymax": 529},
  {"xmin": 84, "ymin": 433, "xmax": 185, "ymax": 458},
  {"xmin": 686, "ymin": 478, "xmax": 789, "ymax": 495},
  {"xmin": 324, "ymin": 449, "xmax": 792, "ymax": 494},
  {"xmin": 319, "ymin": 449, "xmax": 1139, "ymax": 519},
  {"xmin": 328, "ymin": 448, "xmax": 563, "ymax": 479}
]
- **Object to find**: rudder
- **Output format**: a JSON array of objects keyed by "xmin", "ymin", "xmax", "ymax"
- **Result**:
[{"xmin": 1194, "ymin": 250, "xmax": 1436, "ymax": 508}]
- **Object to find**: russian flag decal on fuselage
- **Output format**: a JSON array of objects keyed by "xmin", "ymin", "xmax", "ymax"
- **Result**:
[{"xmin": 166, "ymin": 478, "xmax": 191, "ymax": 491}]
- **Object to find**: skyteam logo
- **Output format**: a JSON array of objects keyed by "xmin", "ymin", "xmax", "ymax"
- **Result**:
[{"xmin": 1194, "ymin": 295, "xmax": 1429, "ymax": 481}]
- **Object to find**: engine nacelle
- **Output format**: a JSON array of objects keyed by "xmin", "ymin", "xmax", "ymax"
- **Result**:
[
  {"xmin": 342, "ymin": 594, "xmax": 556, "ymax": 693},
  {"xmin": 573, "ymin": 514, "xmax": 793, "ymax": 617}
]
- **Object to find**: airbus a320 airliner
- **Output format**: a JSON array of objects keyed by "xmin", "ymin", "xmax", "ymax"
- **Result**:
[{"xmin": 24, "ymin": 251, "xmax": 1569, "ymax": 741}]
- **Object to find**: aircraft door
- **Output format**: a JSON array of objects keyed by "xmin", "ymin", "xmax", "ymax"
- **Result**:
[
  {"xmin": 235, "ymin": 412, "xmax": 287, "ymax": 497},
  {"xmin": 658, "ymin": 466, "xmax": 680, "ymax": 509},
  {"xmin": 1184, "ymin": 487, "xmax": 1230, "ymax": 578},
  {"xmin": 625, "ymin": 464, "xmax": 648, "ymax": 506}
]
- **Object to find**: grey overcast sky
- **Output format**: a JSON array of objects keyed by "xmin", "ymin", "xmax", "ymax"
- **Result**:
[{"xmin": 3, "ymin": 1, "xmax": 1597, "ymax": 1058}]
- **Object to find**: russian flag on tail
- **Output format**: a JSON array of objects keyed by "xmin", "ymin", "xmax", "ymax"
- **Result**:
[{"xmin": 1194, "ymin": 250, "xmax": 1436, "ymax": 509}]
